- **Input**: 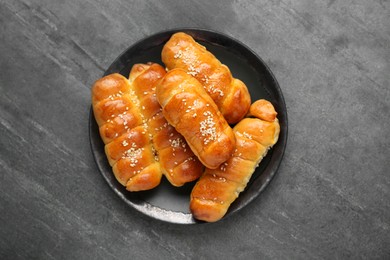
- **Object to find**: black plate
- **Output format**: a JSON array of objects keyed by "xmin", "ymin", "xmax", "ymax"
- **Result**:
[{"xmin": 89, "ymin": 28, "xmax": 288, "ymax": 224}]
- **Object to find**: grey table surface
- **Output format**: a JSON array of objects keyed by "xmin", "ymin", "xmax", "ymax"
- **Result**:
[{"xmin": 1, "ymin": 0, "xmax": 389, "ymax": 259}]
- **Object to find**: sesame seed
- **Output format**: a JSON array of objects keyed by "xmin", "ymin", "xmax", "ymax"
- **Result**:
[
  {"xmin": 122, "ymin": 146, "xmax": 143, "ymax": 167},
  {"xmin": 208, "ymin": 85, "xmax": 224, "ymax": 97},
  {"xmin": 199, "ymin": 111, "xmax": 217, "ymax": 145},
  {"xmin": 219, "ymin": 177, "xmax": 226, "ymax": 182},
  {"xmin": 169, "ymin": 137, "xmax": 186, "ymax": 148},
  {"xmin": 242, "ymin": 132, "xmax": 253, "ymax": 140},
  {"xmin": 187, "ymin": 64, "xmax": 201, "ymax": 77},
  {"xmin": 174, "ymin": 50, "xmax": 182, "ymax": 59},
  {"xmin": 220, "ymin": 162, "xmax": 228, "ymax": 172}
]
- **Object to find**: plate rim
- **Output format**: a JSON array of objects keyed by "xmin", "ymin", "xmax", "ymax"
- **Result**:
[{"xmin": 89, "ymin": 27, "xmax": 288, "ymax": 224}]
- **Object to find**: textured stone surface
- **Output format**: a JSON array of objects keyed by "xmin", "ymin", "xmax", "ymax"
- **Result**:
[{"xmin": 1, "ymin": 0, "xmax": 389, "ymax": 259}]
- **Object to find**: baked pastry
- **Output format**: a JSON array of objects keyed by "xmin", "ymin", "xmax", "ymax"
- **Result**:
[
  {"xmin": 190, "ymin": 99, "xmax": 280, "ymax": 222},
  {"xmin": 156, "ymin": 68, "xmax": 236, "ymax": 169},
  {"xmin": 162, "ymin": 32, "xmax": 251, "ymax": 124},
  {"xmin": 92, "ymin": 73, "xmax": 161, "ymax": 191},
  {"xmin": 92, "ymin": 63, "xmax": 203, "ymax": 190},
  {"xmin": 129, "ymin": 63, "xmax": 203, "ymax": 186}
]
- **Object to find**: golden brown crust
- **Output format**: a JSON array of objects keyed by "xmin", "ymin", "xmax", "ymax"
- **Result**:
[
  {"xmin": 162, "ymin": 32, "xmax": 251, "ymax": 124},
  {"xmin": 92, "ymin": 63, "xmax": 203, "ymax": 190},
  {"xmin": 156, "ymin": 68, "xmax": 236, "ymax": 169},
  {"xmin": 92, "ymin": 73, "xmax": 162, "ymax": 191},
  {"xmin": 248, "ymin": 99, "xmax": 278, "ymax": 122},
  {"xmin": 129, "ymin": 63, "xmax": 204, "ymax": 187},
  {"xmin": 190, "ymin": 99, "xmax": 280, "ymax": 222}
]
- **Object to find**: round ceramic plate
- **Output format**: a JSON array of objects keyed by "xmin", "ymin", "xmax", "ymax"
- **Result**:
[{"xmin": 89, "ymin": 28, "xmax": 288, "ymax": 224}]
